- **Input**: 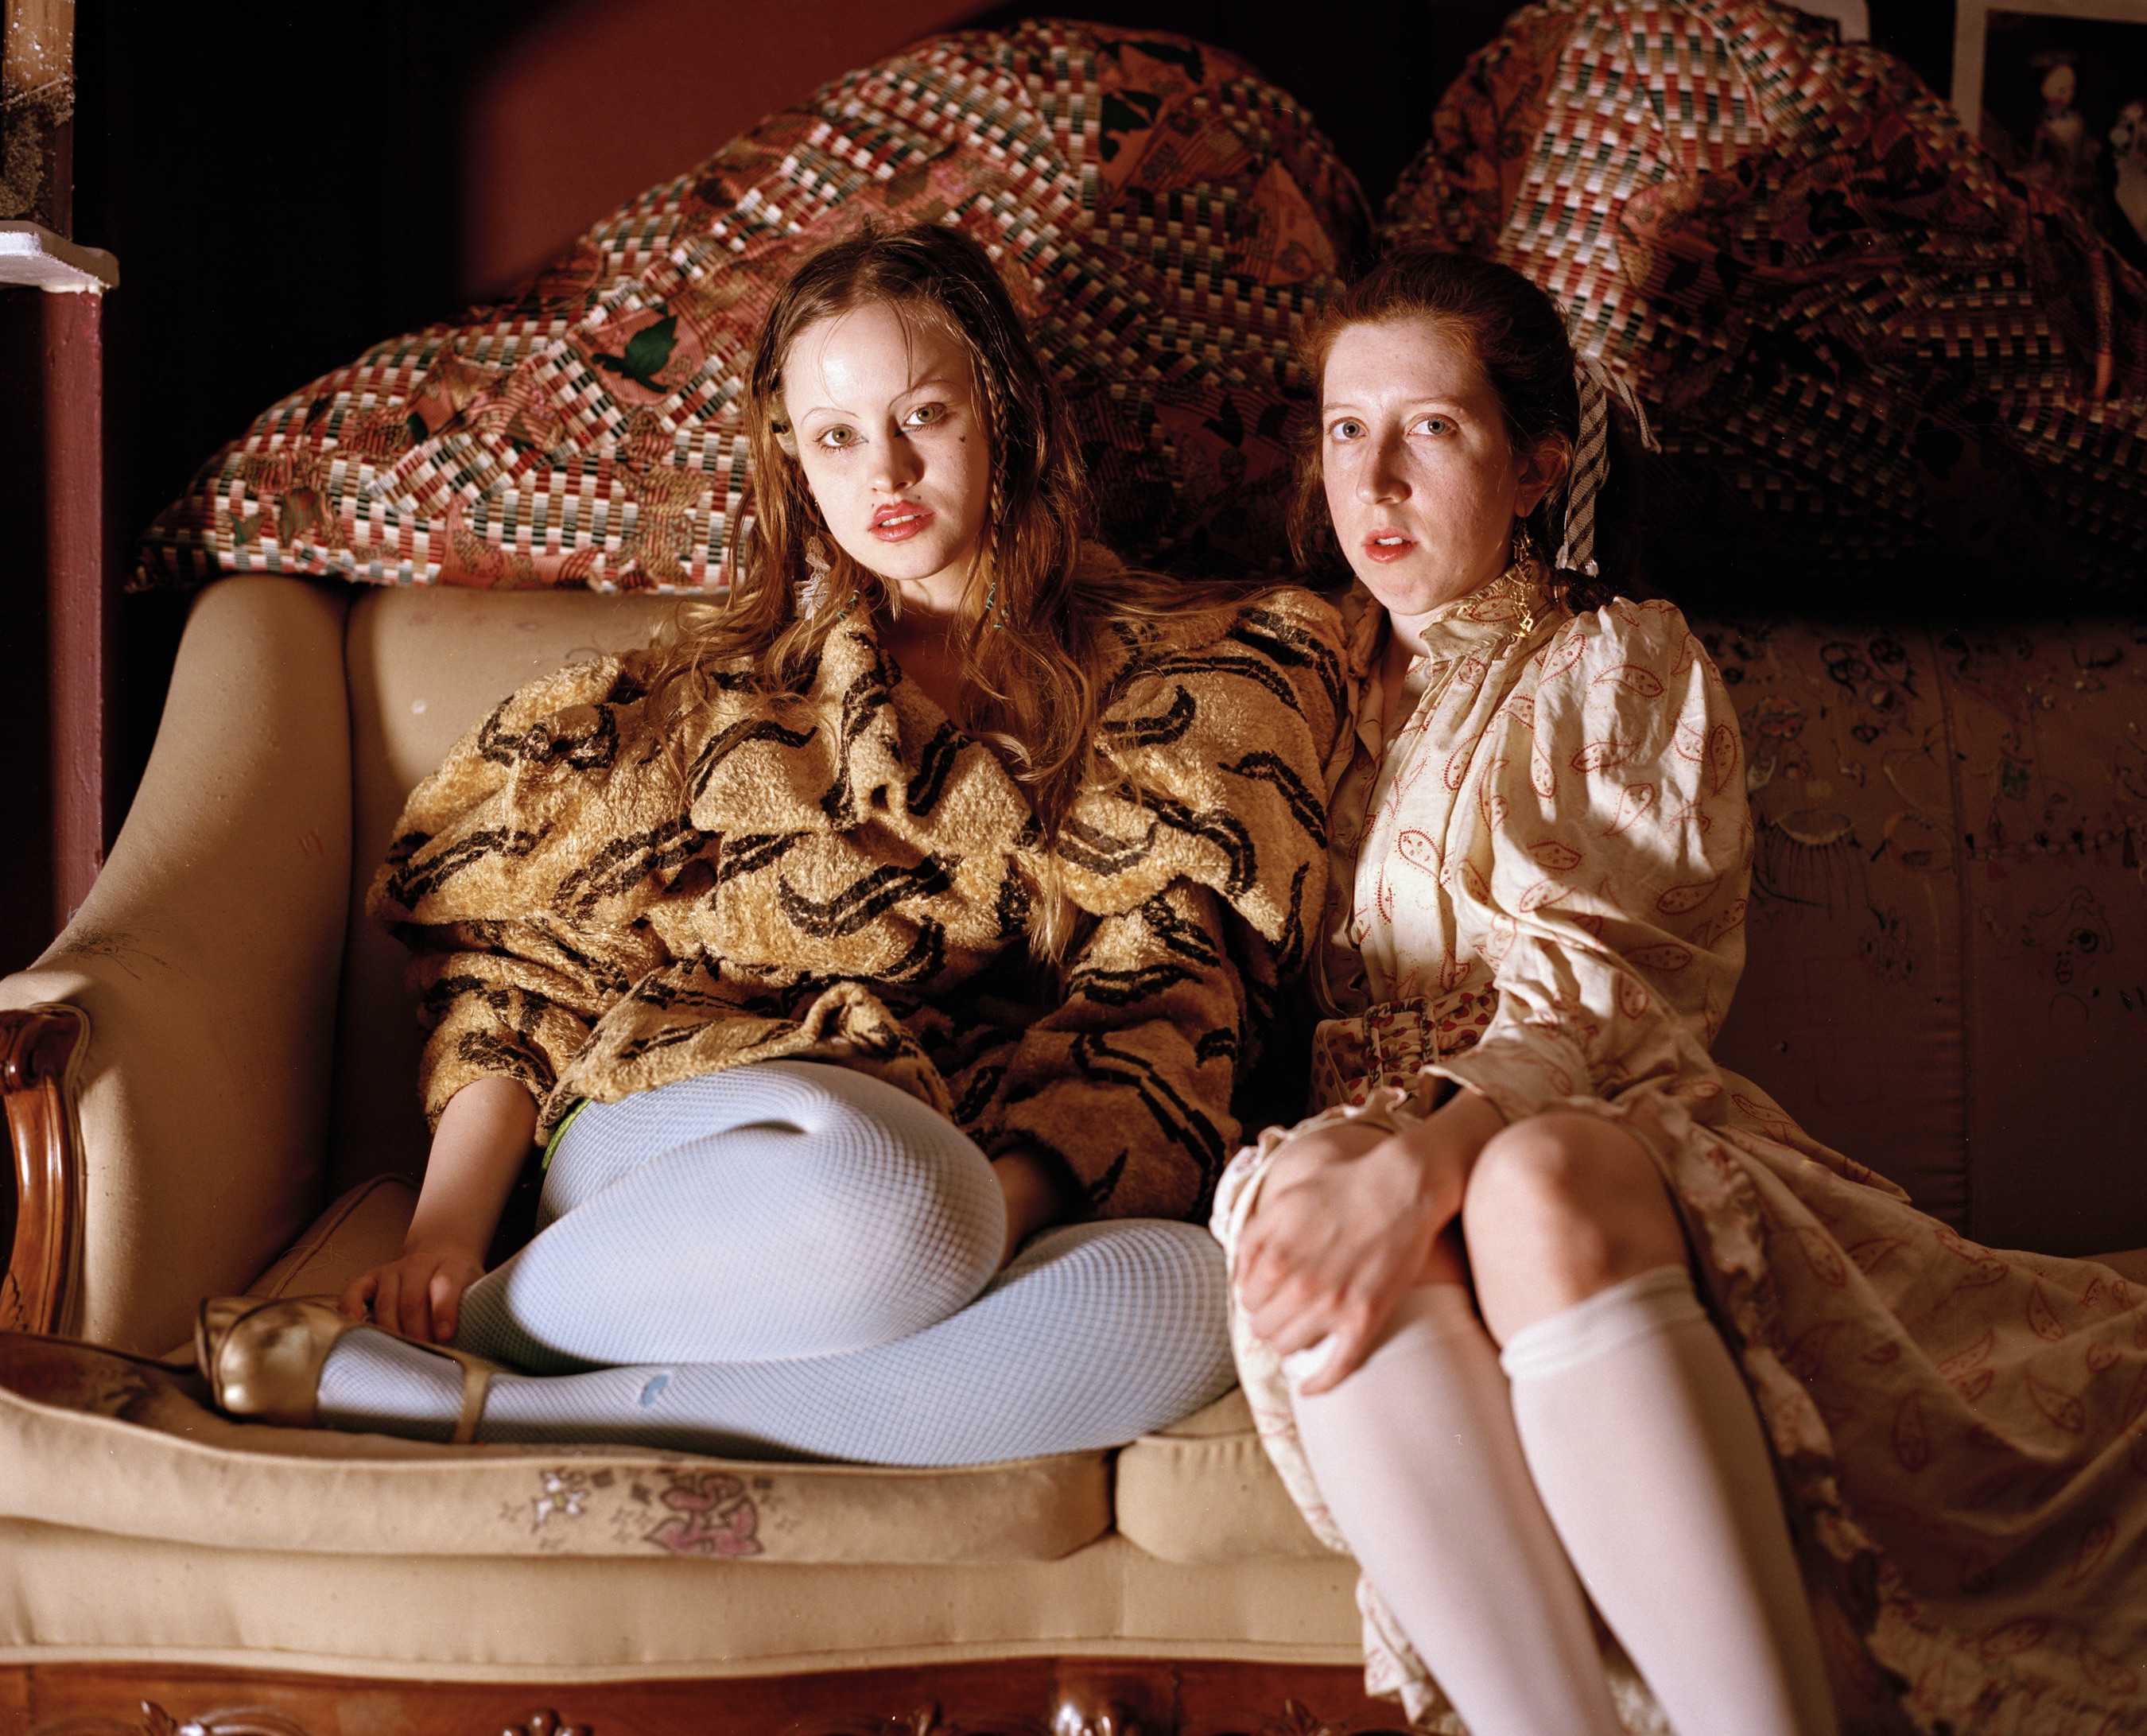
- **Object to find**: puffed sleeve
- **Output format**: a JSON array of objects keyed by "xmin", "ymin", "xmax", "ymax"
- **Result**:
[
  {"xmin": 1428, "ymin": 600, "xmax": 1753, "ymax": 1122},
  {"xmin": 970, "ymin": 588, "xmax": 1349, "ymax": 1218},
  {"xmin": 367, "ymin": 654, "xmax": 689, "ymax": 1127}
]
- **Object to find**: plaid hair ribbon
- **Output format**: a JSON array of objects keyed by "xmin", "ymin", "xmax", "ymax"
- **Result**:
[{"xmin": 1555, "ymin": 354, "xmax": 1658, "ymax": 578}]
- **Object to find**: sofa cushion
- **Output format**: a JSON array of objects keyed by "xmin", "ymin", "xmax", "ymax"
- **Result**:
[
  {"xmin": 138, "ymin": 21, "xmax": 1365, "ymax": 593},
  {"xmin": 1115, "ymin": 1388, "xmax": 1325, "ymax": 1563},
  {"xmin": 0, "ymin": 1334, "xmax": 1110, "ymax": 1565},
  {"xmin": 247, "ymin": 1175, "xmax": 418, "ymax": 1301}
]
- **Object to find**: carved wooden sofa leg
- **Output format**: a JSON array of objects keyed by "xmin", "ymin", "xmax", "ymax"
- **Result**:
[{"xmin": 0, "ymin": 1004, "xmax": 87, "ymax": 1336}]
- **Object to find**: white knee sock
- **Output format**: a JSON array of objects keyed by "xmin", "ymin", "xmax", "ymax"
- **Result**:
[
  {"xmin": 1501, "ymin": 1265, "xmax": 1838, "ymax": 1736},
  {"xmin": 1293, "ymin": 1284, "xmax": 1625, "ymax": 1736}
]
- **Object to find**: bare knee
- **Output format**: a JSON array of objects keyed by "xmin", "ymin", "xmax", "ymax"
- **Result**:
[{"xmin": 1461, "ymin": 1113, "xmax": 1685, "ymax": 1342}]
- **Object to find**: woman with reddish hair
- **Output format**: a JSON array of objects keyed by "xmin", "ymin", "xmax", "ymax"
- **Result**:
[{"xmin": 1217, "ymin": 247, "xmax": 2147, "ymax": 1734}]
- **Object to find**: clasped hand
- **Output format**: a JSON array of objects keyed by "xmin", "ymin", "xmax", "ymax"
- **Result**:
[{"xmin": 1233, "ymin": 1089, "xmax": 1503, "ymax": 1395}]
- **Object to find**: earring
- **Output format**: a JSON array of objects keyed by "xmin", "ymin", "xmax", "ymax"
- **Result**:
[
  {"xmin": 1509, "ymin": 519, "xmax": 1539, "ymax": 573},
  {"xmin": 798, "ymin": 534, "xmax": 833, "ymax": 616},
  {"xmin": 1506, "ymin": 520, "xmax": 1538, "ymax": 649}
]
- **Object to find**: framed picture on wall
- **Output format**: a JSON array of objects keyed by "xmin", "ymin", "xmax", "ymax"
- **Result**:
[{"xmin": 1954, "ymin": 0, "xmax": 2147, "ymax": 269}]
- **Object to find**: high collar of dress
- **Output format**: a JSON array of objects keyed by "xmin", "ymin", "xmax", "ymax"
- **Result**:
[{"xmin": 1342, "ymin": 558, "xmax": 1551, "ymax": 678}]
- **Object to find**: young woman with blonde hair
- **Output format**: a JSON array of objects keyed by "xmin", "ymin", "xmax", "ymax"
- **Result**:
[{"xmin": 197, "ymin": 222, "xmax": 1345, "ymax": 1466}]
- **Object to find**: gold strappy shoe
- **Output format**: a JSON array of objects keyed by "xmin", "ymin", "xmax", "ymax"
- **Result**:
[{"xmin": 195, "ymin": 1295, "xmax": 499, "ymax": 1445}]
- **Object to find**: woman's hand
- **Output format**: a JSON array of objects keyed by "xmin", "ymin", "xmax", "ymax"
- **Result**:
[
  {"xmin": 342, "ymin": 1243, "xmax": 485, "ymax": 1344},
  {"xmin": 1234, "ymin": 1087, "xmax": 1504, "ymax": 1394},
  {"xmin": 340, "ymin": 1075, "xmax": 538, "ymax": 1344}
]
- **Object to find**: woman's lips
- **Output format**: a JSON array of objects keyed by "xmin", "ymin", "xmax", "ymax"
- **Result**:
[
  {"xmin": 870, "ymin": 503, "xmax": 934, "ymax": 542},
  {"xmin": 1361, "ymin": 532, "xmax": 1415, "ymax": 565}
]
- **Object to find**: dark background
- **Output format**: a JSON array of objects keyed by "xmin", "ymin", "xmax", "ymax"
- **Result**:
[{"xmin": 2, "ymin": 0, "xmax": 1963, "ymax": 975}]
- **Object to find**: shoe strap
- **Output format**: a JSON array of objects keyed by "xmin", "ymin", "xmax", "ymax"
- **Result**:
[{"xmin": 451, "ymin": 1359, "xmax": 493, "ymax": 1447}]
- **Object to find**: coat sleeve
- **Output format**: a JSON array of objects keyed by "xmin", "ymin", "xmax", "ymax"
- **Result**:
[
  {"xmin": 1429, "ymin": 600, "xmax": 1754, "ymax": 1123},
  {"xmin": 366, "ymin": 654, "xmax": 689, "ymax": 1128},
  {"xmin": 974, "ymin": 588, "xmax": 1349, "ymax": 1219}
]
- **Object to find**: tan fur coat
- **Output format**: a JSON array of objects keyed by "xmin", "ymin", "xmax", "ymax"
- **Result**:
[{"xmin": 369, "ymin": 590, "xmax": 1346, "ymax": 1221}]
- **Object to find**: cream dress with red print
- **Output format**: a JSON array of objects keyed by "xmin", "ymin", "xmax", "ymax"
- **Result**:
[{"xmin": 1213, "ymin": 571, "xmax": 2147, "ymax": 1736}]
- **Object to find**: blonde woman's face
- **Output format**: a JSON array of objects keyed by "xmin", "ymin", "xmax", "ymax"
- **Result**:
[
  {"xmin": 1319, "ymin": 315, "xmax": 1565, "ymax": 625},
  {"xmin": 785, "ymin": 301, "xmax": 993, "ymax": 598}
]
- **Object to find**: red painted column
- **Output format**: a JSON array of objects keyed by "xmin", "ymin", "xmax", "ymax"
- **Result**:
[{"xmin": 42, "ymin": 289, "xmax": 107, "ymax": 929}]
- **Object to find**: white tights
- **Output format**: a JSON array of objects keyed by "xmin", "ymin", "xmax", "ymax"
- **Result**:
[
  {"xmin": 1294, "ymin": 1268, "xmax": 1837, "ymax": 1736},
  {"xmin": 315, "ymin": 1062, "xmax": 1236, "ymax": 1466}
]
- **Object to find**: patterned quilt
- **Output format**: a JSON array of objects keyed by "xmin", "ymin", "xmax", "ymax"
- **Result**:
[
  {"xmin": 137, "ymin": 21, "xmax": 1368, "ymax": 592},
  {"xmin": 1386, "ymin": 0, "xmax": 2147, "ymax": 603}
]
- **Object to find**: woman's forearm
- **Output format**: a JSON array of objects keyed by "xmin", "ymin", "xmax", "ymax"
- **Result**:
[
  {"xmin": 992, "ymin": 1147, "xmax": 1079, "ymax": 1268},
  {"xmin": 406, "ymin": 1076, "xmax": 541, "ymax": 1260}
]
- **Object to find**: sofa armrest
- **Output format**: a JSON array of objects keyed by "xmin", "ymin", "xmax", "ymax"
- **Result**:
[
  {"xmin": 0, "ymin": 577, "xmax": 352, "ymax": 1353},
  {"xmin": 0, "ymin": 1006, "xmax": 88, "ymax": 1334}
]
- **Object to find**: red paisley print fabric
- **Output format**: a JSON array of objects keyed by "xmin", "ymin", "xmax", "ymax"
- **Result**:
[{"xmin": 1221, "ymin": 576, "xmax": 2147, "ymax": 1734}]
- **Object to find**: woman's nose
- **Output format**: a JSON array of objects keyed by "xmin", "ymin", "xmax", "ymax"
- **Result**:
[
  {"xmin": 1356, "ymin": 435, "xmax": 1408, "ymax": 504},
  {"xmin": 870, "ymin": 424, "xmax": 922, "ymax": 491}
]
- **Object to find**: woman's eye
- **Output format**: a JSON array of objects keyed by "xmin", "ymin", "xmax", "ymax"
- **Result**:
[
  {"xmin": 814, "ymin": 426, "xmax": 858, "ymax": 449},
  {"xmin": 905, "ymin": 403, "xmax": 946, "ymax": 428},
  {"xmin": 1329, "ymin": 418, "xmax": 1365, "ymax": 441},
  {"xmin": 1412, "ymin": 415, "xmax": 1456, "ymax": 437}
]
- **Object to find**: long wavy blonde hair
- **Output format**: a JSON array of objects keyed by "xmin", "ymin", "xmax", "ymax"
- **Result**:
[{"xmin": 654, "ymin": 221, "xmax": 1266, "ymax": 845}]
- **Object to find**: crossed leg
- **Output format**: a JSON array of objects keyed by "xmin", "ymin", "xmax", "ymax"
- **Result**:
[{"xmin": 314, "ymin": 1062, "xmax": 1237, "ymax": 1466}]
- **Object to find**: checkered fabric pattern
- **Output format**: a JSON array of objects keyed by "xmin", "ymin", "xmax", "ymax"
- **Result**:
[
  {"xmin": 138, "ymin": 23, "xmax": 1368, "ymax": 591},
  {"xmin": 1388, "ymin": 0, "xmax": 2147, "ymax": 596}
]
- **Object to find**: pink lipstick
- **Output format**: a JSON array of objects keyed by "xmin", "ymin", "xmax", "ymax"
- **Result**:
[{"xmin": 870, "ymin": 501, "xmax": 933, "ymax": 542}]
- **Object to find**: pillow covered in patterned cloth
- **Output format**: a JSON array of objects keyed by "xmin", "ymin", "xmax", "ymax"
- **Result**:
[
  {"xmin": 138, "ymin": 22, "xmax": 1368, "ymax": 592},
  {"xmin": 1386, "ymin": 0, "xmax": 2147, "ymax": 602}
]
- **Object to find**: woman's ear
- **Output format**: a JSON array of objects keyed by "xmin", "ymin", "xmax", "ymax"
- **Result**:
[{"xmin": 1513, "ymin": 431, "xmax": 1571, "ymax": 517}]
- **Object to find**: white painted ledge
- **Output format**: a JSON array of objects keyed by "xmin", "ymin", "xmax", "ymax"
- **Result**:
[{"xmin": 0, "ymin": 223, "xmax": 119, "ymax": 293}]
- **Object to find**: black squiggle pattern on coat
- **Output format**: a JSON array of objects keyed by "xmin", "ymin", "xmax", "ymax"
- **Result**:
[
  {"xmin": 1069, "ymin": 1028, "xmax": 1226, "ymax": 1194},
  {"xmin": 904, "ymin": 722, "xmax": 964, "ymax": 816},
  {"xmin": 716, "ymin": 830, "xmax": 803, "ymax": 886},
  {"xmin": 1235, "ymin": 608, "xmax": 1347, "ymax": 727},
  {"xmin": 881, "ymin": 918, "xmax": 949, "ymax": 985},
  {"xmin": 687, "ymin": 717, "xmax": 819, "ymax": 803},
  {"xmin": 478, "ymin": 697, "xmax": 622, "ymax": 771},
  {"xmin": 1137, "ymin": 892, "xmax": 1225, "ymax": 967},
  {"xmin": 1104, "ymin": 685, "xmax": 1196, "ymax": 747},
  {"xmin": 553, "ymin": 814, "xmax": 716, "ymax": 917},
  {"xmin": 775, "ymin": 855, "xmax": 957, "ymax": 937},
  {"xmin": 387, "ymin": 825, "xmax": 544, "ymax": 905},
  {"xmin": 1066, "ymin": 959, "xmax": 1205, "ymax": 1006},
  {"xmin": 1221, "ymin": 750, "xmax": 1328, "ymax": 848}
]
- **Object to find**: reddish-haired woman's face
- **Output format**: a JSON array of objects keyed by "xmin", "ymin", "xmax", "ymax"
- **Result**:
[
  {"xmin": 786, "ymin": 300, "xmax": 992, "ymax": 605},
  {"xmin": 1319, "ymin": 316, "xmax": 1561, "ymax": 630}
]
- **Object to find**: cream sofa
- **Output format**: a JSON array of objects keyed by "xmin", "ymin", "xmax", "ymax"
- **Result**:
[
  {"xmin": 6, "ymin": 574, "xmax": 2143, "ymax": 1735},
  {"xmin": 0, "ymin": 577, "xmax": 1376, "ymax": 1736}
]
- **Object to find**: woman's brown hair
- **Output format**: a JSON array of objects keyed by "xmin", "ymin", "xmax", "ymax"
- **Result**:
[
  {"xmin": 652, "ymin": 221, "xmax": 1264, "ymax": 908},
  {"xmin": 1285, "ymin": 248, "xmax": 1640, "ymax": 610}
]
